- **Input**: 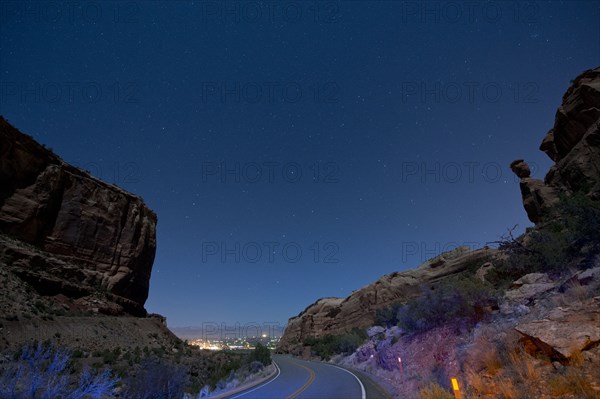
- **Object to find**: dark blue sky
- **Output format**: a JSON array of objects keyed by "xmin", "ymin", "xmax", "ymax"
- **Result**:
[{"xmin": 1, "ymin": 1, "xmax": 598, "ymax": 329}]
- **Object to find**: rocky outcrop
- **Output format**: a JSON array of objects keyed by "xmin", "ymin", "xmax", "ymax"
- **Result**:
[
  {"xmin": 516, "ymin": 297, "xmax": 600, "ymax": 361},
  {"xmin": 277, "ymin": 246, "xmax": 496, "ymax": 354},
  {"xmin": 512, "ymin": 67, "xmax": 600, "ymax": 223},
  {"xmin": 0, "ymin": 117, "xmax": 157, "ymax": 315},
  {"xmin": 503, "ymin": 273, "xmax": 557, "ymax": 303}
]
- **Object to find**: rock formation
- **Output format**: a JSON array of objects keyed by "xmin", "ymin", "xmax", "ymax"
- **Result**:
[
  {"xmin": 0, "ymin": 117, "xmax": 157, "ymax": 316},
  {"xmin": 516, "ymin": 297, "xmax": 600, "ymax": 360},
  {"xmin": 512, "ymin": 67, "xmax": 600, "ymax": 223},
  {"xmin": 277, "ymin": 246, "xmax": 496, "ymax": 354}
]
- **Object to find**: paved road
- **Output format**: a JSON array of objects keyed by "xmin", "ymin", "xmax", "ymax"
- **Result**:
[{"xmin": 223, "ymin": 355, "xmax": 390, "ymax": 399}]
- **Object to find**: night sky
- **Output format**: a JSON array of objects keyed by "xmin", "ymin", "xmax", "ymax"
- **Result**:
[{"xmin": 1, "ymin": 1, "xmax": 598, "ymax": 330}]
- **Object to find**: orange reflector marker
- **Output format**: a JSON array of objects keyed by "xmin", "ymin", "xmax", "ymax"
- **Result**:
[
  {"xmin": 451, "ymin": 378, "xmax": 462, "ymax": 399},
  {"xmin": 451, "ymin": 378, "xmax": 459, "ymax": 391}
]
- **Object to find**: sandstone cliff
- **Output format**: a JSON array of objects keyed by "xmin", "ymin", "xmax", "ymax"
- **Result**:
[
  {"xmin": 0, "ymin": 116, "xmax": 157, "ymax": 316},
  {"xmin": 277, "ymin": 246, "xmax": 497, "ymax": 354},
  {"xmin": 511, "ymin": 67, "xmax": 600, "ymax": 223}
]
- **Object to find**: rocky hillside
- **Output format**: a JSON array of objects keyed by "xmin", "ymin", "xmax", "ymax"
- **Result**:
[
  {"xmin": 0, "ymin": 117, "xmax": 156, "ymax": 317},
  {"xmin": 277, "ymin": 66, "xmax": 600, "ymax": 398},
  {"xmin": 278, "ymin": 67, "xmax": 600, "ymax": 357},
  {"xmin": 277, "ymin": 246, "xmax": 497, "ymax": 354}
]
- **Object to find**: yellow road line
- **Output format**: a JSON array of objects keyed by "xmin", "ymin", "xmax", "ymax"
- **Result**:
[{"xmin": 286, "ymin": 362, "xmax": 316, "ymax": 399}]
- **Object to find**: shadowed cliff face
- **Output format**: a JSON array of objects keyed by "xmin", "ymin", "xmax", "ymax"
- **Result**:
[
  {"xmin": 0, "ymin": 117, "xmax": 157, "ymax": 316},
  {"xmin": 512, "ymin": 67, "xmax": 600, "ymax": 223}
]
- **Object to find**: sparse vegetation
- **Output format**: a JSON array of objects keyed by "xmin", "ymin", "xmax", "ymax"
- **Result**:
[
  {"xmin": 496, "ymin": 193, "xmax": 600, "ymax": 279},
  {"xmin": 548, "ymin": 368, "xmax": 599, "ymax": 399},
  {"xmin": 463, "ymin": 328, "xmax": 600, "ymax": 399},
  {"xmin": 417, "ymin": 382, "xmax": 454, "ymax": 399},
  {"xmin": 396, "ymin": 276, "xmax": 496, "ymax": 334},
  {"xmin": 206, "ymin": 353, "xmax": 244, "ymax": 389},
  {"xmin": 121, "ymin": 357, "xmax": 188, "ymax": 399},
  {"xmin": 0, "ymin": 343, "xmax": 117, "ymax": 399},
  {"xmin": 375, "ymin": 303, "xmax": 403, "ymax": 328},
  {"xmin": 248, "ymin": 342, "xmax": 271, "ymax": 366},
  {"xmin": 303, "ymin": 328, "xmax": 367, "ymax": 360}
]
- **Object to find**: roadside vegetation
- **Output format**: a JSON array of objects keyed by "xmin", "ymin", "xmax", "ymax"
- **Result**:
[
  {"xmin": 0, "ymin": 342, "xmax": 117, "ymax": 399},
  {"xmin": 0, "ymin": 340, "xmax": 274, "ymax": 398},
  {"xmin": 394, "ymin": 276, "xmax": 496, "ymax": 334},
  {"xmin": 303, "ymin": 328, "xmax": 367, "ymax": 360},
  {"xmin": 493, "ymin": 192, "xmax": 600, "ymax": 280},
  {"xmin": 365, "ymin": 193, "xmax": 600, "ymax": 399},
  {"xmin": 205, "ymin": 342, "xmax": 272, "ymax": 391}
]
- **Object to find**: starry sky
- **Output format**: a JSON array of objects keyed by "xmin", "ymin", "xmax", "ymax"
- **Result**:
[{"xmin": 1, "ymin": 1, "xmax": 598, "ymax": 330}]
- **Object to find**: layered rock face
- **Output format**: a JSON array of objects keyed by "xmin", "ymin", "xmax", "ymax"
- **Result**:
[
  {"xmin": 0, "ymin": 117, "xmax": 157, "ymax": 316},
  {"xmin": 277, "ymin": 246, "xmax": 496, "ymax": 354},
  {"xmin": 512, "ymin": 67, "xmax": 600, "ymax": 223}
]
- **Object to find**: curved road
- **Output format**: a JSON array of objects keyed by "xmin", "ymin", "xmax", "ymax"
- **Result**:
[{"xmin": 223, "ymin": 355, "xmax": 390, "ymax": 399}]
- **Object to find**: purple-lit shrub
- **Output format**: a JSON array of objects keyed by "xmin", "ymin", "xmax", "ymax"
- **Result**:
[
  {"xmin": 396, "ymin": 277, "xmax": 496, "ymax": 334},
  {"xmin": 0, "ymin": 343, "xmax": 117, "ymax": 399},
  {"xmin": 121, "ymin": 356, "xmax": 188, "ymax": 399}
]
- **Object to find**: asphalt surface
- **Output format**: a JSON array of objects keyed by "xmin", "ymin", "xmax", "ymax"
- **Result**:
[{"xmin": 222, "ymin": 355, "xmax": 391, "ymax": 399}]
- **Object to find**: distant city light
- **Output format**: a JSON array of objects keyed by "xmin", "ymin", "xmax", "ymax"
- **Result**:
[{"xmin": 187, "ymin": 335, "xmax": 279, "ymax": 351}]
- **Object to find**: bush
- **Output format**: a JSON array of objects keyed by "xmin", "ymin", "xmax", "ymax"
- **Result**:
[
  {"xmin": 548, "ymin": 368, "xmax": 598, "ymax": 399},
  {"xmin": 396, "ymin": 276, "xmax": 496, "ymax": 334},
  {"xmin": 0, "ymin": 343, "xmax": 117, "ymax": 399},
  {"xmin": 375, "ymin": 303, "xmax": 403, "ymax": 328},
  {"xmin": 207, "ymin": 357, "xmax": 242, "ymax": 389},
  {"xmin": 500, "ymin": 193, "xmax": 600, "ymax": 276},
  {"xmin": 122, "ymin": 357, "xmax": 188, "ymax": 399},
  {"xmin": 303, "ymin": 328, "xmax": 367, "ymax": 360},
  {"xmin": 248, "ymin": 343, "xmax": 271, "ymax": 366},
  {"xmin": 248, "ymin": 360, "xmax": 264, "ymax": 373}
]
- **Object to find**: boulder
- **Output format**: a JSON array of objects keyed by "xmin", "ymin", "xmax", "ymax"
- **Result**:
[
  {"xmin": 574, "ymin": 266, "xmax": 600, "ymax": 286},
  {"xmin": 504, "ymin": 273, "xmax": 556, "ymax": 303},
  {"xmin": 510, "ymin": 160, "xmax": 531, "ymax": 178},
  {"xmin": 515, "ymin": 298, "xmax": 600, "ymax": 360},
  {"xmin": 367, "ymin": 326, "xmax": 386, "ymax": 338}
]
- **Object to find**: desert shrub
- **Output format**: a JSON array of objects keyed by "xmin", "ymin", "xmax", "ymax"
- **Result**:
[
  {"xmin": 72, "ymin": 349, "xmax": 84, "ymax": 358},
  {"xmin": 548, "ymin": 368, "xmax": 598, "ymax": 399},
  {"xmin": 206, "ymin": 357, "xmax": 242, "ymax": 389},
  {"xmin": 0, "ymin": 343, "xmax": 117, "ymax": 399},
  {"xmin": 248, "ymin": 360, "xmax": 264, "ymax": 373},
  {"xmin": 248, "ymin": 343, "xmax": 271, "ymax": 366},
  {"xmin": 121, "ymin": 357, "xmax": 188, "ymax": 399},
  {"xmin": 507, "ymin": 350, "xmax": 540, "ymax": 383},
  {"xmin": 303, "ymin": 328, "xmax": 367, "ymax": 360},
  {"xmin": 396, "ymin": 276, "xmax": 496, "ymax": 333},
  {"xmin": 417, "ymin": 382, "xmax": 454, "ymax": 399},
  {"xmin": 100, "ymin": 347, "xmax": 124, "ymax": 365},
  {"xmin": 375, "ymin": 303, "xmax": 403, "ymax": 328},
  {"xmin": 558, "ymin": 192, "xmax": 600, "ymax": 253},
  {"xmin": 499, "ymin": 193, "xmax": 600, "ymax": 276}
]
